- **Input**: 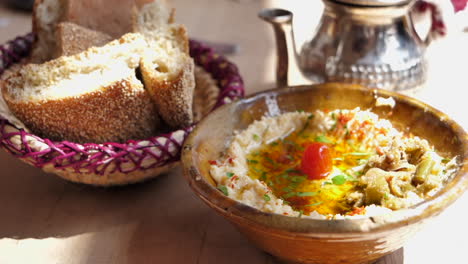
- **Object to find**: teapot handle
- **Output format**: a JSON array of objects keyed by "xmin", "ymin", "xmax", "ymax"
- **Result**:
[{"xmin": 410, "ymin": 0, "xmax": 445, "ymax": 47}]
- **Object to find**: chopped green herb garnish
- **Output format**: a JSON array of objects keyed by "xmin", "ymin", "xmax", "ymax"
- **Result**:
[
  {"xmin": 306, "ymin": 201, "xmax": 323, "ymax": 207},
  {"xmin": 331, "ymin": 112, "xmax": 336, "ymax": 120},
  {"xmin": 283, "ymin": 192, "xmax": 297, "ymax": 199},
  {"xmin": 298, "ymin": 114, "xmax": 314, "ymax": 135},
  {"xmin": 297, "ymin": 109, "xmax": 305, "ymax": 113},
  {"xmin": 345, "ymin": 174, "xmax": 359, "ymax": 182},
  {"xmin": 283, "ymin": 186, "xmax": 293, "ymax": 193},
  {"xmin": 270, "ymin": 141, "xmax": 279, "ymax": 146},
  {"xmin": 226, "ymin": 172, "xmax": 234, "ymax": 178},
  {"xmin": 263, "ymin": 194, "xmax": 271, "ymax": 202},
  {"xmin": 285, "ymin": 168, "xmax": 301, "ymax": 174},
  {"xmin": 284, "ymin": 139, "xmax": 298, "ymax": 147},
  {"xmin": 260, "ymin": 172, "xmax": 267, "ymax": 181},
  {"xmin": 283, "ymin": 140, "xmax": 305, "ymax": 151},
  {"xmin": 288, "ymin": 182, "xmax": 299, "ymax": 190},
  {"xmin": 264, "ymin": 156, "xmax": 275, "ymax": 165},
  {"xmin": 291, "ymin": 176, "xmax": 306, "ymax": 183},
  {"xmin": 442, "ymin": 158, "xmax": 451, "ymax": 162},
  {"xmin": 217, "ymin": 185, "xmax": 228, "ymax": 196},
  {"xmin": 346, "ymin": 174, "xmax": 359, "ymax": 182},
  {"xmin": 332, "ymin": 175, "xmax": 347, "ymax": 185},
  {"xmin": 253, "ymin": 134, "xmax": 260, "ymax": 141},
  {"xmin": 315, "ymin": 135, "xmax": 333, "ymax": 144},
  {"xmin": 297, "ymin": 191, "xmax": 317, "ymax": 197},
  {"xmin": 354, "ymin": 171, "xmax": 364, "ymax": 177},
  {"xmin": 298, "ymin": 210, "xmax": 304, "ymax": 217},
  {"xmin": 247, "ymin": 159, "xmax": 258, "ymax": 164},
  {"xmin": 252, "ymin": 167, "xmax": 262, "ymax": 174}
]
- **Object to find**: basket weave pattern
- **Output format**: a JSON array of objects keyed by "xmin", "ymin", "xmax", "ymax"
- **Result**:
[{"xmin": 0, "ymin": 34, "xmax": 244, "ymax": 185}]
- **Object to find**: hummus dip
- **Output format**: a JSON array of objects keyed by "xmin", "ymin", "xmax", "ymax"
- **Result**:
[{"xmin": 209, "ymin": 108, "xmax": 459, "ymax": 219}]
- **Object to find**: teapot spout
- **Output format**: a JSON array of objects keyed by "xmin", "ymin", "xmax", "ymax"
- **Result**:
[{"xmin": 259, "ymin": 8, "xmax": 305, "ymax": 87}]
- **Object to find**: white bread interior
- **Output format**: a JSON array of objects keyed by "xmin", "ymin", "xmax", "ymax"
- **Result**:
[
  {"xmin": 7, "ymin": 33, "xmax": 146, "ymax": 101},
  {"xmin": 30, "ymin": 0, "xmax": 65, "ymax": 63},
  {"xmin": 2, "ymin": 33, "xmax": 160, "ymax": 143},
  {"xmin": 135, "ymin": 1, "xmax": 195, "ymax": 128}
]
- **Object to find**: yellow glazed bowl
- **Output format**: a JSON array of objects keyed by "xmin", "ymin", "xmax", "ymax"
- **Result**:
[{"xmin": 181, "ymin": 83, "xmax": 468, "ymax": 264}]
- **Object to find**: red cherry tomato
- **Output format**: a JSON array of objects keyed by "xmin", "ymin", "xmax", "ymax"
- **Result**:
[{"xmin": 300, "ymin": 142, "xmax": 332, "ymax": 180}]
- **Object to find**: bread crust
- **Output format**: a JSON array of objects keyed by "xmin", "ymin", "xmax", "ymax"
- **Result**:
[
  {"xmin": 141, "ymin": 55, "xmax": 195, "ymax": 128},
  {"xmin": 30, "ymin": 0, "xmax": 67, "ymax": 63},
  {"xmin": 137, "ymin": 20, "xmax": 194, "ymax": 128},
  {"xmin": 2, "ymin": 75, "xmax": 160, "ymax": 143},
  {"xmin": 54, "ymin": 22, "xmax": 113, "ymax": 58}
]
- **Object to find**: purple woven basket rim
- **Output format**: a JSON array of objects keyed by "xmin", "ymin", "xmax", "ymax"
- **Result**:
[{"xmin": 0, "ymin": 33, "xmax": 245, "ymax": 173}]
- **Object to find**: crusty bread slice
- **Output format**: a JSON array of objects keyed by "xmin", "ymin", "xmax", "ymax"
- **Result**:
[
  {"xmin": 53, "ymin": 22, "xmax": 113, "ymax": 58},
  {"xmin": 135, "ymin": 1, "xmax": 196, "ymax": 128},
  {"xmin": 2, "ymin": 33, "xmax": 160, "ymax": 143},
  {"xmin": 30, "ymin": 0, "xmax": 66, "ymax": 63},
  {"xmin": 30, "ymin": 0, "xmax": 151, "ymax": 62}
]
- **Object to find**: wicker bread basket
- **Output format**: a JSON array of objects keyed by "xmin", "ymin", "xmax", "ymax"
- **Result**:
[{"xmin": 0, "ymin": 34, "xmax": 244, "ymax": 186}]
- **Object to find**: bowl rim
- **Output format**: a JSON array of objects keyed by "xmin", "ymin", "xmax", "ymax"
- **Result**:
[{"xmin": 182, "ymin": 83, "xmax": 468, "ymax": 235}]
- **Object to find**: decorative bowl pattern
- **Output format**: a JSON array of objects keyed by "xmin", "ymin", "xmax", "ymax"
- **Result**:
[{"xmin": 0, "ymin": 34, "xmax": 245, "ymax": 186}]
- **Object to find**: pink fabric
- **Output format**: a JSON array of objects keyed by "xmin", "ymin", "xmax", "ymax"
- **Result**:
[
  {"xmin": 451, "ymin": 0, "xmax": 468, "ymax": 12},
  {"xmin": 414, "ymin": 0, "xmax": 467, "ymax": 37}
]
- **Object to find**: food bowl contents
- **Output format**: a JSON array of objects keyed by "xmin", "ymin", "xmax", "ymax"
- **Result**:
[
  {"xmin": 209, "ymin": 108, "xmax": 459, "ymax": 219},
  {"xmin": 1, "ymin": 0, "xmax": 195, "ymax": 143}
]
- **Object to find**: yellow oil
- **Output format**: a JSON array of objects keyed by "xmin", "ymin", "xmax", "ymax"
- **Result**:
[{"xmin": 246, "ymin": 123, "xmax": 374, "ymax": 216}]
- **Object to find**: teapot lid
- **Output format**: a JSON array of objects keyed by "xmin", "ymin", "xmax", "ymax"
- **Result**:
[{"xmin": 328, "ymin": 0, "xmax": 412, "ymax": 6}]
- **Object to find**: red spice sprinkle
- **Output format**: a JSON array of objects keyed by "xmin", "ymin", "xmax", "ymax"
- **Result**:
[
  {"xmin": 338, "ymin": 113, "xmax": 352, "ymax": 125},
  {"xmin": 348, "ymin": 206, "xmax": 366, "ymax": 216},
  {"xmin": 227, "ymin": 157, "xmax": 234, "ymax": 165},
  {"xmin": 376, "ymin": 147, "xmax": 384, "ymax": 155},
  {"xmin": 231, "ymin": 175, "xmax": 238, "ymax": 181},
  {"xmin": 283, "ymin": 212, "xmax": 289, "ymax": 215},
  {"xmin": 378, "ymin": 127, "xmax": 387, "ymax": 134},
  {"xmin": 386, "ymin": 176, "xmax": 393, "ymax": 184},
  {"xmin": 208, "ymin": 160, "xmax": 218, "ymax": 166}
]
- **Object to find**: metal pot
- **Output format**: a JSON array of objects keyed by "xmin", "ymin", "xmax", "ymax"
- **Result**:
[{"xmin": 259, "ymin": 0, "xmax": 431, "ymax": 91}]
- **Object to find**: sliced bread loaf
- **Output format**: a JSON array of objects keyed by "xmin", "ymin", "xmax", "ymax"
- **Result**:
[
  {"xmin": 2, "ymin": 33, "xmax": 160, "ymax": 143},
  {"xmin": 135, "ymin": 1, "xmax": 196, "ymax": 128}
]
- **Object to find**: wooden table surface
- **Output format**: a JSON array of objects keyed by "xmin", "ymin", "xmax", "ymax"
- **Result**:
[{"xmin": 0, "ymin": 0, "xmax": 467, "ymax": 263}]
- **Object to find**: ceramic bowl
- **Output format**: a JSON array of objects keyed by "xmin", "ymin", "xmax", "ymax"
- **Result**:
[{"xmin": 181, "ymin": 83, "xmax": 468, "ymax": 264}]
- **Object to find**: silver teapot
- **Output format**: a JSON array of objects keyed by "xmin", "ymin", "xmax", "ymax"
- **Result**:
[{"xmin": 259, "ymin": 0, "xmax": 431, "ymax": 91}]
